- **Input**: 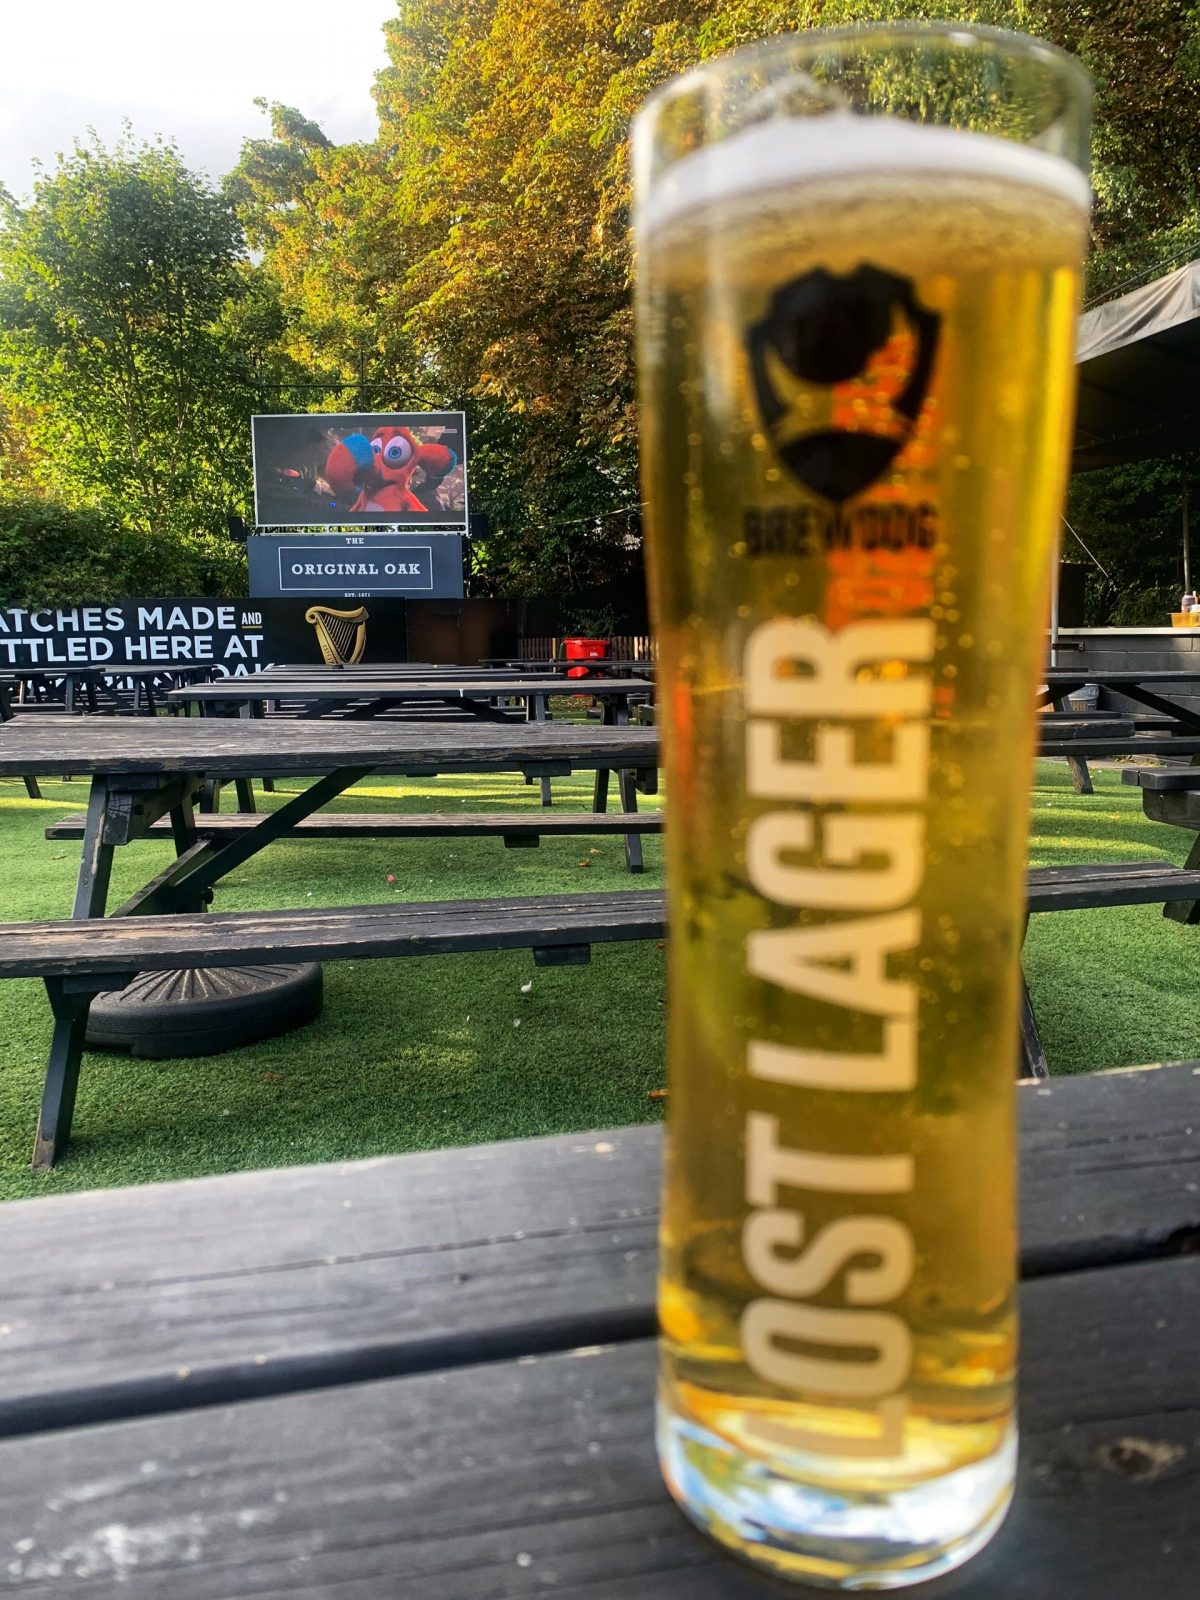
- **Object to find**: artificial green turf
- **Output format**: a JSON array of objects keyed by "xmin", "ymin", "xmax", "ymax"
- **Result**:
[
  {"xmin": 0, "ymin": 758, "xmax": 1197, "ymax": 1201},
  {"xmin": 0, "ymin": 768, "xmax": 667, "ymax": 1201}
]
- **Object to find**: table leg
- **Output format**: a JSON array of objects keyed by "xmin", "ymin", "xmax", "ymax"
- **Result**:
[
  {"xmin": 617, "ymin": 766, "xmax": 643, "ymax": 875},
  {"xmin": 1051, "ymin": 696, "xmax": 1093, "ymax": 795},
  {"xmin": 234, "ymin": 778, "xmax": 257, "ymax": 814},
  {"xmin": 527, "ymin": 694, "xmax": 552, "ymax": 807},
  {"xmin": 31, "ymin": 778, "xmax": 116, "ymax": 1170},
  {"xmin": 1018, "ymin": 974, "xmax": 1050, "ymax": 1079},
  {"xmin": 1164, "ymin": 826, "xmax": 1200, "ymax": 926},
  {"xmin": 0, "ymin": 684, "xmax": 42, "ymax": 797},
  {"xmin": 251, "ymin": 703, "xmax": 276, "ymax": 793},
  {"xmin": 169, "ymin": 792, "xmax": 207, "ymax": 914},
  {"xmin": 604, "ymin": 697, "xmax": 643, "ymax": 872}
]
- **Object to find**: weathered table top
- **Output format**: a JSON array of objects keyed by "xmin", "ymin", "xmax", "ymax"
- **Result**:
[
  {"xmin": 2, "ymin": 663, "xmax": 214, "ymax": 680},
  {"xmin": 1042, "ymin": 668, "xmax": 1200, "ymax": 684},
  {"xmin": 257, "ymin": 663, "xmax": 550, "ymax": 678},
  {"xmin": 0, "ymin": 717, "xmax": 659, "ymax": 779},
  {"xmin": 169, "ymin": 676, "xmax": 652, "ymax": 704},
  {"xmin": 484, "ymin": 657, "xmax": 657, "ymax": 673},
  {"xmin": 1039, "ymin": 733, "xmax": 1200, "ymax": 759},
  {"xmin": 0, "ymin": 1064, "xmax": 1195, "ymax": 1595}
]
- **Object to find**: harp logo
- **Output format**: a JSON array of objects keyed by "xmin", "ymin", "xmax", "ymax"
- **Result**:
[
  {"xmin": 747, "ymin": 266, "xmax": 940, "ymax": 505},
  {"xmin": 305, "ymin": 604, "xmax": 370, "ymax": 667}
]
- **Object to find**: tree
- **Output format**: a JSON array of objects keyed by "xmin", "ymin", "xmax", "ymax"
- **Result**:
[
  {"xmin": 229, "ymin": 0, "xmax": 1200, "ymax": 600},
  {"xmin": 0, "ymin": 133, "xmax": 261, "ymax": 553}
]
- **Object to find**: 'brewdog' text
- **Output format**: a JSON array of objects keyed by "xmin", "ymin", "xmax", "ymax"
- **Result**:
[{"xmin": 740, "ymin": 616, "xmax": 933, "ymax": 1458}]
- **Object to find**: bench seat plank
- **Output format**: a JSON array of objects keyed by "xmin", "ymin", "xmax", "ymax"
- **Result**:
[
  {"xmin": 2, "ymin": 1260, "xmax": 1196, "ymax": 1596},
  {"xmin": 45, "ymin": 810, "xmax": 663, "ymax": 841},
  {"xmin": 0, "ymin": 1068, "xmax": 1195, "ymax": 1438},
  {"xmin": 1123, "ymin": 765, "xmax": 1200, "ymax": 791},
  {"xmin": 1026, "ymin": 860, "xmax": 1200, "ymax": 911},
  {"xmin": 0, "ymin": 889, "xmax": 668, "ymax": 979}
]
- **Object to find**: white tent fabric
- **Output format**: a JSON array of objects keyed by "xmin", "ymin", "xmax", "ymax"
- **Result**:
[{"xmin": 1077, "ymin": 260, "xmax": 1200, "ymax": 364}]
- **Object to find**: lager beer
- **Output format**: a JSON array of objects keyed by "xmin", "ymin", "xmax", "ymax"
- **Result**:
[{"xmin": 633, "ymin": 26, "xmax": 1090, "ymax": 1589}]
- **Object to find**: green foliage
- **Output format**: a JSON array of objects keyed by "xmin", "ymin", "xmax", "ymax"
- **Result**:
[
  {"xmin": 0, "ymin": 6, "xmax": 1195, "ymax": 604},
  {"xmin": 222, "ymin": 0, "xmax": 1200, "ymax": 599},
  {"xmin": 0, "ymin": 133, "xmax": 264, "ymax": 548},
  {"xmin": 562, "ymin": 601, "xmax": 621, "ymax": 639},
  {"xmin": 0, "ymin": 491, "xmax": 236, "ymax": 605},
  {"xmin": 1065, "ymin": 452, "xmax": 1200, "ymax": 624}
]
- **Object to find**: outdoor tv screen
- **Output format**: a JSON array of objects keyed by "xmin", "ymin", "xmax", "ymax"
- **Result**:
[{"xmin": 252, "ymin": 412, "xmax": 468, "ymax": 528}]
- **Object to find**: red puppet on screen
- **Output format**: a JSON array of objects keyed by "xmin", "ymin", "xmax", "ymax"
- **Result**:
[{"xmin": 324, "ymin": 427, "xmax": 457, "ymax": 515}]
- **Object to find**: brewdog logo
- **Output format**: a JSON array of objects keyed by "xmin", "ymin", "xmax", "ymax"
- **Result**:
[{"xmin": 747, "ymin": 266, "xmax": 941, "ymax": 504}]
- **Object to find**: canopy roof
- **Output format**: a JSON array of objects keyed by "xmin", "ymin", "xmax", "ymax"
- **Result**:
[{"xmin": 1073, "ymin": 260, "xmax": 1200, "ymax": 472}]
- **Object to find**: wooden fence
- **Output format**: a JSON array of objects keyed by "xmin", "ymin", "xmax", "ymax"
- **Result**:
[{"xmin": 518, "ymin": 634, "xmax": 656, "ymax": 661}]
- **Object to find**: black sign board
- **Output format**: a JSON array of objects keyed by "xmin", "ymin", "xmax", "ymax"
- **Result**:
[{"xmin": 247, "ymin": 534, "xmax": 464, "ymax": 599}]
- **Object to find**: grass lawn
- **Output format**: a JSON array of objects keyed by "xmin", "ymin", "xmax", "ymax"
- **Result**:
[{"xmin": 0, "ymin": 757, "xmax": 1197, "ymax": 1202}]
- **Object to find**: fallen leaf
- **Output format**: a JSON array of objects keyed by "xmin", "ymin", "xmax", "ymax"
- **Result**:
[
  {"xmin": 589, "ymin": 848, "xmax": 602, "ymax": 855},
  {"xmin": 577, "ymin": 859, "xmax": 592, "ymax": 867},
  {"xmin": 520, "ymin": 980, "xmax": 533, "ymax": 994},
  {"xmin": 648, "ymin": 1088, "xmax": 668, "ymax": 1099},
  {"xmin": 262, "ymin": 1071, "xmax": 282, "ymax": 1083},
  {"xmin": 655, "ymin": 941, "xmax": 665, "ymax": 949}
]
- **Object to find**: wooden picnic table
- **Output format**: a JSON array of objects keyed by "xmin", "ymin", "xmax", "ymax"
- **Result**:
[
  {"xmin": 3, "ymin": 661, "xmax": 215, "ymax": 715},
  {"xmin": 1038, "ymin": 668, "xmax": 1200, "ymax": 795},
  {"xmin": 0, "ymin": 716, "xmax": 656, "ymax": 780},
  {"xmin": 483, "ymin": 656, "xmax": 656, "ymax": 676},
  {"xmin": 169, "ymin": 677, "xmax": 653, "ymax": 808},
  {"xmin": 0, "ymin": 677, "xmax": 41, "ymax": 798},
  {"xmin": 169, "ymin": 676, "xmax": 652, "ymax": 720},
  {"xmin": 1039, "ymin": 668, "xmax": 1200, "ymax": 735},
  {"xmin": 0, "ymin": 1062, "xmax": 1194, "ymax": 1593},
  {"xmin": 0, "ymin": 717, "xmax": 661, "ymax": 1160},
  {"xmin": 257, "ymin": 662, "xmax": 546, "ymax": 678}
]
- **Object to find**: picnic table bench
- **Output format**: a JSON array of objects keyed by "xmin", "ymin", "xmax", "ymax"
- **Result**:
[
  {"xmin": 1040, "ymin": 669, "xmax": 1200, "ymax": 793},
  {"xmin": 170, "ymin": 676, "xmax": 653, "ymax": 809},
  {"xmin": 3, "ymin": 662, "xmax": 214, "ymax": 715},
  {"xmin": 170, "ymin": 676, "xmax": 650, "ymax": 726},
  {"xmin": 481, "ymin": 656, "xmax": 656, "ymax": 674},
  {"xmin": 1039, "ymin": 668, "xmax": 1200, "ymax": 731},
  {"xmin": 0, "ymin": 717, "xmax": 662, "ymax": 1167},
  {"xmin": 0, "ymin": 1063, "xmax": 1195, "ymax": 1594},
  {"xmin": 0, "ymin": 824, "xmax": 1187, "ymax": 1162},
  {"xmin": 0, "ymin": 676, "xmax": 40, "ymax": 797}
]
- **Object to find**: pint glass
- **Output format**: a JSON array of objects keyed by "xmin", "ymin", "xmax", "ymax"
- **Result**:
[{"xmin": 633, "ymin": 25, "xmax": 1090, "ymax": 1587}]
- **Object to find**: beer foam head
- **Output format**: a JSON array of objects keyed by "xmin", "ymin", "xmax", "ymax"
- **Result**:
[{"xmin": 638, "ymin": 112, "xmax": 1090, "ymax": 235}]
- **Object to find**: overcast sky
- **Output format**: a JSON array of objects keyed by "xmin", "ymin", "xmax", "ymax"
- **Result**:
[{"xmin": 0, "ymin": 0, "xmax": 399, "ymax": 199}]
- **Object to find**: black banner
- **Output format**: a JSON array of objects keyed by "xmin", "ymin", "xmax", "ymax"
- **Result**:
[{"xmin": 0, "ymin": 602, "xmax": 266, "ymax": 674}]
